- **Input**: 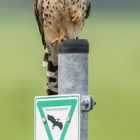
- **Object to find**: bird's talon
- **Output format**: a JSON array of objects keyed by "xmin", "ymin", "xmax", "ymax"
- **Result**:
[
  {"xmin": 60, "ymin": 35, "xmax": 66, "ymax": 41},
  {"xmin": 51, "ymin": 37, "xmax": 60, "ymax": 45},
  {"xmin": 51, "ymin": 35, "xmax": 66, "ymax": 46},
  {"xmin": 72, "ymin": 16, "xmax": 78, "ymax": 23}
]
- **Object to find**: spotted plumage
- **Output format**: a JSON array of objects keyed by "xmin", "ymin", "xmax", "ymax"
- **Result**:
[{"xmin": 33, "ymin": 0, "xmax": 91, "ymax": 95}]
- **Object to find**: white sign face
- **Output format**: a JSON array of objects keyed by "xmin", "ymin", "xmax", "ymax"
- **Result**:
[{"xmin": 34, "ymin": 94, "xmax": 80, "ymax": 140}]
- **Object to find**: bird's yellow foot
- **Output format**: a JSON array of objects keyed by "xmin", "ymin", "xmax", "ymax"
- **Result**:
[
  {"xmin": 51, "ymin": 35, "xmax": 66, "ymax": 45},
  {"xmin": 72, "ymin": 16, "xmax": 79, "ymax": 23},
  {"xmin": 51, "ymin": 37, "xmax": 61, "ymax": 45},
  {"xmin": 60, "ymin": 34, "xmax": 66, "ymax": 41}
]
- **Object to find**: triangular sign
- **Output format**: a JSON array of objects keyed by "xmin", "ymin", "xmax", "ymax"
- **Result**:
[{"xmin": 35, "ymin": 95, "xmax": 80, "ymax": 140}]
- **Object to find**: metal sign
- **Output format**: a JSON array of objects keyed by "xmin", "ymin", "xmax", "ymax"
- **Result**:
[{"xmin": 34, "ymin": 94, "xmax": 80, "ymax": 140}]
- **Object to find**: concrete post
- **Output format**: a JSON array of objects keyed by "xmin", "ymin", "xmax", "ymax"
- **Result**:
[{"xmin": 58, "ymin": 39, "xmax": 95, "ymax": 140}]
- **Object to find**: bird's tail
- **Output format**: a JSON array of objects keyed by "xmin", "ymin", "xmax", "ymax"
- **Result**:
[{"xmin": 43, "ymin": 47, "xmax": 58, "ymax": 95}]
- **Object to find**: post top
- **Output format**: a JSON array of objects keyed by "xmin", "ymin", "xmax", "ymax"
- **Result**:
[{"xmin": 58, "ymin": 39, "xmax": 89, "ymax": 54}]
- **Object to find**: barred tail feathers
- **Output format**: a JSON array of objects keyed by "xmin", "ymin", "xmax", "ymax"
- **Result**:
[{"xmin": 43, "ymin": 48, "xmax": 58, "ymax": 95}]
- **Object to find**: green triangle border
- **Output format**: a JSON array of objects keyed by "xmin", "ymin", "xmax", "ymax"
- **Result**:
[{"xmin": 36, "ymin": 96, "xmax": 79, "ymax": 140}]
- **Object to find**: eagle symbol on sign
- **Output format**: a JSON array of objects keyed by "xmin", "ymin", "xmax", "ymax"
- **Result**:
[{"xmin": 47, "ymin": 114, "xmax": 63, "ymax": 130}]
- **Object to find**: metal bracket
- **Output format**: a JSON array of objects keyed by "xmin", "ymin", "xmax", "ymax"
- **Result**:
[{"xmin": 81, "ymin": 95, "xmax": 96, "ymax": 111}]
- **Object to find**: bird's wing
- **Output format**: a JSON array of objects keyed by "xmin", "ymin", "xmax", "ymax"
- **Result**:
[
  {"xmin": 33, "ymin": 0, "xmax": 46, "ymax": 46},
  {"xmin": 86, "ymin": 1, "xmax": 91, "ymax": 19},
  {"xmin": 62, "ymin": 0, "xmax": 91, "ymax": 39}
]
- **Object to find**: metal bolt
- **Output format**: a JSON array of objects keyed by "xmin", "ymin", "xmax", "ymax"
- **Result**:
[
  {"xmin": 42, "ymin": 117, "xmax": 47, "ymax": 124},
  {"xmin": 66, "ymin": 116, "xmax": 71, "ymax": 123},
  {"xmin": 82, "ymin": 100, "xmax": 90, "ymax": 109}
]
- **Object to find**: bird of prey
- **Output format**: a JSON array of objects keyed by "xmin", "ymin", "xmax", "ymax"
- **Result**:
[{"xmin": 33, "ymin": 0, "xmax": 91, "ymax": 95}]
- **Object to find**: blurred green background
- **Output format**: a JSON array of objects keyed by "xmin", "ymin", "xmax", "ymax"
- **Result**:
[{"xmin": 0, "ymin": 0, "xmax": 140, "ymax": 140}]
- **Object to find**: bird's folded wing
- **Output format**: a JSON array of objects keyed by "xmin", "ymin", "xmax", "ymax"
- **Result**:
[{"xmin": 33, "ymin": 0, "xmax": 46, "ymax": 46}]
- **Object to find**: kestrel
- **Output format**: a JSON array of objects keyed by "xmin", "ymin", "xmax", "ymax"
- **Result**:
[{"xmin": 33, "ymin": 0, "xmax": 91, "ymax": 95}]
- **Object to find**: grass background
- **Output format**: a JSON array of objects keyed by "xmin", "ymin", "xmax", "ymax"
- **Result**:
[{"xmin": 0, "ymin": 1, "xmax": 140, "ymax": 140}]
